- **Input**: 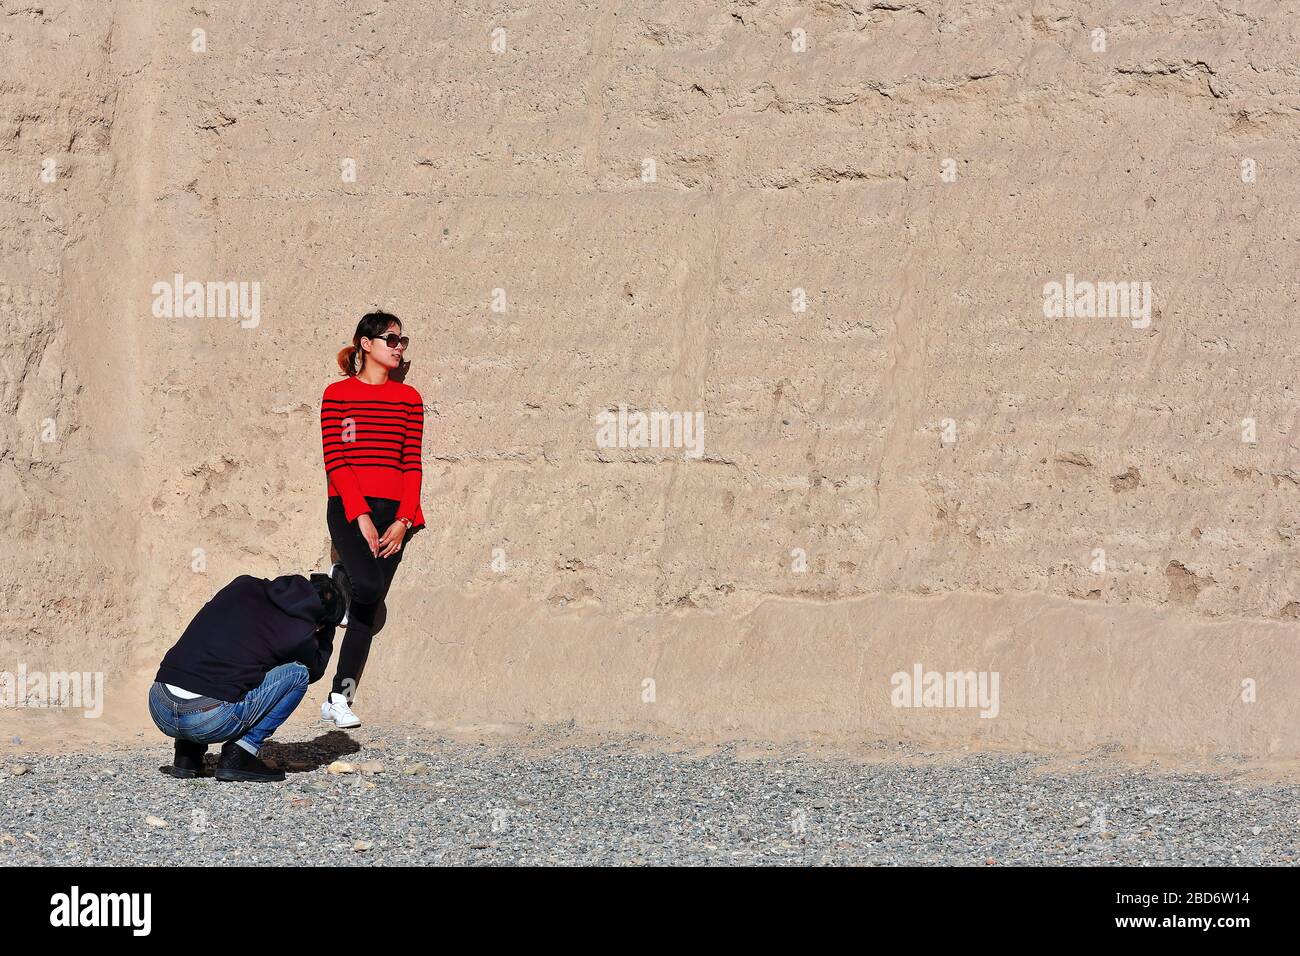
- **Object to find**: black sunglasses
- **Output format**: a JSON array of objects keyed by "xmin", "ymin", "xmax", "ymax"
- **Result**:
[{"xmin": 367, "ymin": 333, "xmax": 409, "ymax": 350}]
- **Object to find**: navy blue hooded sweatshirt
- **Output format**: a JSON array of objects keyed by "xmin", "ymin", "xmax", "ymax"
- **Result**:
[{"xmin": 155, "ymin": 574, "xmax": 335, "ymax": 702}]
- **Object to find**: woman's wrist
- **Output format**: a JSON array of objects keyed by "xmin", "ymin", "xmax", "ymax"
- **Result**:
[{"xmin": 397, "ymin": 516, "xmax": 412, "ymax": 530}]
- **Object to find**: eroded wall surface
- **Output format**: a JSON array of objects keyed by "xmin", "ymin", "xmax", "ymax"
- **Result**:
[{"xmin": 3, "ymin": 0, "xmax": 1298, "ymax": 753}]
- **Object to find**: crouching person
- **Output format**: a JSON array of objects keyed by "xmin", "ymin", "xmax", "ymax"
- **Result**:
[{"xmin": 149, "ymin": 573, "xmax": 345, "ymax": 783}]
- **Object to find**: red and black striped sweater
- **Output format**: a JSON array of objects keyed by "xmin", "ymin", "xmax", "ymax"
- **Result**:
[{"xmin": 320, "ymin": 375, "xmax": 426, "ymax": 528}]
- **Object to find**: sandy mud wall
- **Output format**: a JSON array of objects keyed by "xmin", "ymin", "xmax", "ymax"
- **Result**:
[
  {"xmin": 3, "ymin": 0, "xmax": 1299, "ymax": 753},
  {"xmin": 0, "ymin": 2, "xmax": 154, "ymax": 741}
]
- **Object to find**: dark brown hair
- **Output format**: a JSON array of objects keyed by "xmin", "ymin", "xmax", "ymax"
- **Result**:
[{"xmin": 336, "ymin": 311, "xmax": 409, "ymax": 381}]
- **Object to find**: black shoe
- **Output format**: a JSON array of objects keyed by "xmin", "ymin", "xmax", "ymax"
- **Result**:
[
  {"xmin": 169, "ymin": 739, "xmax": 207, "ymax": 779},
  {"xmin": 215, "ymin": 741, "xmax": 285, "ymax": 783}
]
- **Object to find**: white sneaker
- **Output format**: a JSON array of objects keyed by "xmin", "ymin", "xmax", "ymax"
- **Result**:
[{"xmin": 321, "ymin": 693, "xmax": 361, "ymax": 729}]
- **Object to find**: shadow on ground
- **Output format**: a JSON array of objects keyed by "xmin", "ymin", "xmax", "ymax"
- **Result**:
[{"xmin": 155, "ymin": 731, "xmax": 362, "ymax": 778}]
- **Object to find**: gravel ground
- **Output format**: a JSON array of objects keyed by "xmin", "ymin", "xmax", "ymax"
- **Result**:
[{"xmin": 2, "ymin": 726, "xmax": 1297, "ymax": 866}]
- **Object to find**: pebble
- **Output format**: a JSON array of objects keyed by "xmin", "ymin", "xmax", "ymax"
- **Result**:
[
  {"xmin": 353, "ymin": 840, "xmax": 373, "ymax": 852},
  {"xmin": 2, "ymin": 729, "xmax": 1297, "ymax": 866},
  {"xmin": 144, "ymin": 815, "xmax": 169, "ymax": 828},
  {"xmin": 358, "ymin": 761, "xmax": 384, "ymax": 775},
  {"xmin": 11, "ymin": 765, "xmax": 29, "ymax": 777},
  {"xmin": 326, "ymin": 761, "xmax": 355, "ymax": 775},
  {"xmin": 402, "ymin": 762, "xmax": 428, "ymax": 776}
]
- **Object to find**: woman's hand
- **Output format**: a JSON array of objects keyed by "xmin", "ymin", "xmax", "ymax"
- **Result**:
[
  {"xmin": 356, "ymin": 513, "xmax": 380, "ymax": 558},
  {"xmin": 377, "ymin": 520, "xmax": 407, "ymax": 558}
]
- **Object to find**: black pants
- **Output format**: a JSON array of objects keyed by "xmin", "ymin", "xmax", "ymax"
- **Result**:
[{"xmin": 326, "ymin": 496, "xmax": 418, "ymax": 699}]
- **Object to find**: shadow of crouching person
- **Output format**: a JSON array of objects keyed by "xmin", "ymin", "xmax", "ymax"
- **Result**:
[
  {"xmin": 148, "ymin": 572, "xmax": 346, "ymax": 783},
  {"xmin": 258, "ymin": 731, "xmax": 362, "ymax": 775}
]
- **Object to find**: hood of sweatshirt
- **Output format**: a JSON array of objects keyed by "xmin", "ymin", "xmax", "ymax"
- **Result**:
[{"xmin": 264, "ymin": 574, "xmax": 326, "ymax": 627}]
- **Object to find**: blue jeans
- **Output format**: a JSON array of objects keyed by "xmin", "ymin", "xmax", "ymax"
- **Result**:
[{"xmin": 149, "ymin": 662, "xmax": 309, "ymax": 755}]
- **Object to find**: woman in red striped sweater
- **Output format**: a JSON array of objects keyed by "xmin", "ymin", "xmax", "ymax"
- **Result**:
[{"xmin": 319, "ymin": 311, "xmax": 425, "ymax": 728}]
